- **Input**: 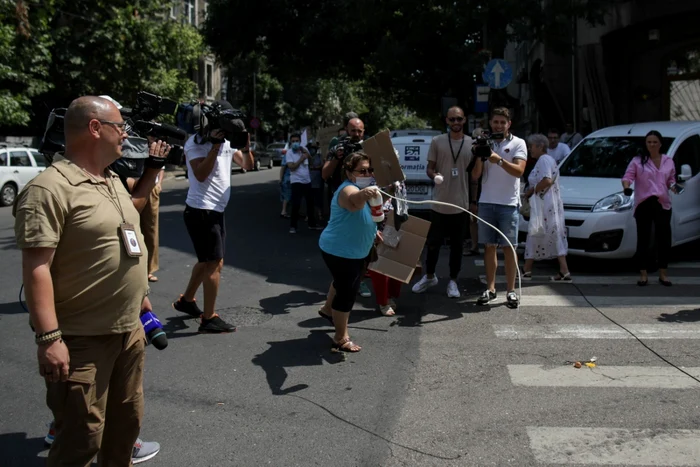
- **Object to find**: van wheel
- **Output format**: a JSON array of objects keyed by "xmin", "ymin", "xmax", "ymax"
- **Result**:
[
  {"xmin": 1, "ymin": 183, "xmax": 17, "ymax": 207},
  {"xmin": 268, "ymin": 159, "xmax": 273, "ymax": 169},
  {"xmin": 254, "ymin": 159, "xmax": 261, "ymax": 171}
]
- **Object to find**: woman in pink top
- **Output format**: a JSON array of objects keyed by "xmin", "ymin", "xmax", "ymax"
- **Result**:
[{"xmin": 622, "ymin": 130, "xmax": 679, "ymax": 286}]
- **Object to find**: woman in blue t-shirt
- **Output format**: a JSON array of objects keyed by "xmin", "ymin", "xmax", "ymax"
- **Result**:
[{"xmin": 318, "ymin": 151, "xmax": 380, "ymax": 352}]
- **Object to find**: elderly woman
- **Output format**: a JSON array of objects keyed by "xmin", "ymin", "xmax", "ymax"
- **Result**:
[
  {"xmin": 318, "ymin": 151, "xmax": 381, "ymax": 352},
  {"xmin": 522, "ymin": 133, "xmax": 571, "ymax": 281}
]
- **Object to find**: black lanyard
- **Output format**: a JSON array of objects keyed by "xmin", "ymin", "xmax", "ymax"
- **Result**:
[{"xmin": 448, "ymin": 135, "xmax": 465, "ymax": 164}]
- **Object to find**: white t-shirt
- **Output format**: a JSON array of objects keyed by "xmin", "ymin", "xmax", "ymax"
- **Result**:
[
  {"xmin": 478, "ymin": 134, "xmax": 528, "ymax": 207},
  {"xmin": 184, "ymin": 135, "xmax": 234, "ymax": 212},
  {"xmin": 285, "ymin": 147, "xmax": 311, "ymax": 184},
  {"xmin": 547, "ymin": 142, "xmax": 571, "ymax": 164}
]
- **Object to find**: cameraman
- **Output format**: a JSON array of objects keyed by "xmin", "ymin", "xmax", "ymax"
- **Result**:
[
  {"xmin": 173, "ymin": 100, "xmax": 253, "ymax": 333},
  {"xmin": 322, "ymin": 116, "xmax": 365, "ymax": 194},
  {"xmin": 471, "ymin": 107, "xmax": 527, "ymax": 309}
]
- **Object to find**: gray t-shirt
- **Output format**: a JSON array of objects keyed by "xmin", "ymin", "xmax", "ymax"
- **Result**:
[{"xmin": 427, "ymin": 133, "xmax": 474, "ymax": 215}]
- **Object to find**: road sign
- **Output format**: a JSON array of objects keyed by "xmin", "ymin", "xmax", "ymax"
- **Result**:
[
  {"xmin": 250, "ymin": 117, "xmax": 261, "ymax": 129},
  {"xmin": 482, "ymin": 59, "xmax": 513, "ymax": 90},
  {"xmin": 475, "ymin": 85, "xmax": 490, "ymax": 113}
]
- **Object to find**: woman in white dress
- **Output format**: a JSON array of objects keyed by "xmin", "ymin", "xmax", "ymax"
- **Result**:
[{"xmin": 522, "ymin": 134, "xmax": 572, "ymax": 281}]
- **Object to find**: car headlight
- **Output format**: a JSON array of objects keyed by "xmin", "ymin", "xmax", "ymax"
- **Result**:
[{"xmin": 592, "ymin": 192, "xmax": 633, "ymax": 212}]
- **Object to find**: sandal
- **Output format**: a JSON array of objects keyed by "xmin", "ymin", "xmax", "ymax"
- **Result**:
[
  {"xmin": 658, "ymin": 278, "xmax": 672, "ymax": 287},
  {"xmin": 332, "ymin": 336, "xmax": 361, "ymax": 353},
  {"xmin": 550, "ymin": 272, "xmax": 572, "ymax": 282},
  {"xmin": 637, "ymin": 280, "xmax": 648, "ymax": 286},
  {"xmin": 148, "ymin": 274, "xmax": 158, "ymax": 282},
  {"xmin": 318, "ymin": 309, "xmax": 334, "ymax": 325},
  {"xmin": 522, "ymin": 270, "xmax": 532, "ymax": 280},
  {"xmin": 379, "ymin": 304, "xmax": 395, "ymax": 316}
]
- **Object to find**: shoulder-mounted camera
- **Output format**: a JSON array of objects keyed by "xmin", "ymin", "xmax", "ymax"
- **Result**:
[{"xmin": 474, "ymin": 130, "xmax": 504, "ymax": 161}]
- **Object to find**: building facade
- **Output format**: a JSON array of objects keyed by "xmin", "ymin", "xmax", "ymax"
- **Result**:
[
  {"xmin": 504, "ymin": 0, "xmax": 700, "ymax": 135},
  {"xmin": 170, "ymin": 0, "xmax": 224, "ymax": 103}
]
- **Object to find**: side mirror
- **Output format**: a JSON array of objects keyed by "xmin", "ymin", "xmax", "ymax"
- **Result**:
[{"xmin": 679, "ymin": 164, "xmax": 693, "ymax": 181}]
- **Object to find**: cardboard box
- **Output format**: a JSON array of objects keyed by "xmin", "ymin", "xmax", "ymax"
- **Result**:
[
  {"xmin": 361, "ymin": 130, "xmax": 406, "ymax": 188},
  {"xmin": 369, "ymin": 211, "xmax": 431, "ymax": 284}
]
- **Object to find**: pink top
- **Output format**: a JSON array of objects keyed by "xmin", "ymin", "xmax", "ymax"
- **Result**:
[{"xmin": 622, "ymin": 155, "xmax": 675, "ymax": 211}]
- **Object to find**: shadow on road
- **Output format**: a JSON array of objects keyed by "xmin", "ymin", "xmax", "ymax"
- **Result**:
[
  {"xmin": 0, "ymin": 300, "xmax": 26, "ymax": 316},
  {"xmin": 252, "ymin": 330, "xmax": 344, "ymax": 395},
  {"xmin": 657, "ymin": 308, "xmax": 700, "ymax": 323},
  {"xmin": 259, "ymin": 289, "xmax": 327, "ymax": 316},
  {"xmin": 0, "ymin": 432, "xmax": 47, "ymax": 467}
]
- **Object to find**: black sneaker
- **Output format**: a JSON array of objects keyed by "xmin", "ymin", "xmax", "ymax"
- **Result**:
[
  {"xmin": 477, "ymin": 290, "xmax": 497, "ymax": 305},
  {"xmin": 172, "ymin": 295, "xmax": 203, "ymax": 318},
  {"xmin": 506, "ymin": 291, "xmax": 519, "ymax": 309},
  {"xmin": 199, "ymin": 314, "xmax": 236, "ymax": 333}
]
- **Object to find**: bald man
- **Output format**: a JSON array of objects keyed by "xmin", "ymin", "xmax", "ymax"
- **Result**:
[
  {"xmin": 14, "ymin": 96, "xmax": 164, "ymax": 466},
  {"xmin": 322, "ymin": 117, "xmax": 365, "ymax": 194}
]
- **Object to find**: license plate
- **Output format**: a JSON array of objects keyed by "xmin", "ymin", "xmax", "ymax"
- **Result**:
[{"xmin": 406, "ymin": 185, "xmax": 428, "ymax": 195}]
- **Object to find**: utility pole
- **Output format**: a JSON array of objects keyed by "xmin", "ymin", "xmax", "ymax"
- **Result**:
[{"xmin": 253, "ymin": 72, "xmax": 257, "ymax": 139}]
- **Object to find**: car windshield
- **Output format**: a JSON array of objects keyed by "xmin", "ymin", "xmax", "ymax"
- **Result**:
[{"xmin": 559, "ymin": 136, "xmax": 675, "ymax": 178}]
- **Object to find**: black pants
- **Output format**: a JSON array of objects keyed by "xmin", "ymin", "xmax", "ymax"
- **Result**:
[
  {"xmin": 321, "ymin": 250, "xmax": 367, "ymax": 312},
  {"xmin": 634, "ymin": 196, "xmax": 672, "ymax": 270},
  {"xmin": 291, "ymin": 182, "xmax": 317, "ymax": 229},
  {"xmin": 426, "ymin": 211, "xmax": 468, "ymax": 279}
]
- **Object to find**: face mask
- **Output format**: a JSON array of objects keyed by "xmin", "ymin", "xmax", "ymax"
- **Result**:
[
  {"xmin": 291, "ymin": 142, "xmax": 301, "ymax": 151},
  {"xmin": 354, "ymin": 177, "xmax": 373, "ymax": 189}
]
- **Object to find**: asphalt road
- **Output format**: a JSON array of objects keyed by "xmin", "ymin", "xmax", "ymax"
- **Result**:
[{"xmin": 1, "ymin": 167, "xmax": 699, "ymax": 467}]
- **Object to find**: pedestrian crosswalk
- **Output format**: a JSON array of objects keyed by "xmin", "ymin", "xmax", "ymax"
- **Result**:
[{"xmin": 472, "ymin": 255, "xmax": 700, "ymax": 465}]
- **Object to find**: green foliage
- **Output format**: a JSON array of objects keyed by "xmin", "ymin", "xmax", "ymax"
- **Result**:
[{"xmin": 0, "ymin": 0, "xmax": 55, "ymax": 126}]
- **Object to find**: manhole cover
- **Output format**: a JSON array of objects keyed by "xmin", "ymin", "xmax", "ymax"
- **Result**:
[{"xmin": 215, "ymin": 306, "xmax": 272, "ymax": 327}]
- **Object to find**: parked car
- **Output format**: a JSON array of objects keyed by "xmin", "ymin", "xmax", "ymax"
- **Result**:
[
  {"xmin": 0, "ymin": 145, "xmax": 48, "ymax": 206},
  {"xmin": 267, "ymin": 142, "xmax": 288, "ymax": 166},
  {"xmin": 518, "ymin": 121, "xmax": 700, "ymax": 258},
  {"xmin": 390, "ymin": 132, "xmax": 437, "ymax": 216},
  {"xmin": 232, "ymin": 141, "xmax": 274, "ymax": 172}
]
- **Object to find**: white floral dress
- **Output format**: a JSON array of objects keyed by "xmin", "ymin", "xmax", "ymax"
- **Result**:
[{"xmin": 525, "ymin": 154, "xmax": 568, "ymax": 260}]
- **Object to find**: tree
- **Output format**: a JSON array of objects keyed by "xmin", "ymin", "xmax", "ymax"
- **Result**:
[{"xmin": 0, "ymin": 0, "xmax": 55, "ymax": 128}]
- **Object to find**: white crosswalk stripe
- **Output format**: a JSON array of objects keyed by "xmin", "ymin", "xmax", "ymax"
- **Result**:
[{"xmin": 486, "ymin": 256, "xmax": 700, "ymax": 465}]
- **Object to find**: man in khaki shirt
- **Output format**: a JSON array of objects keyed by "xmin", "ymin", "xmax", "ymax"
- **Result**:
[
  {"xmin": 14, "ymin": 96, "xmax": 166, "ymax": 466},
  {"xmin": 412, "ymin": 106, "xmax": 474, "ymax": 298}
]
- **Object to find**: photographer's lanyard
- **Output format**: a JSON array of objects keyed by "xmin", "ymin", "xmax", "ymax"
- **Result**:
[
  {"xmin": 84, "ymin": 170, "xmax": 143, "ymax": 257},
  {"xmin": 448, "ymin": 135, "xmax": 465, "ymax": 178}
]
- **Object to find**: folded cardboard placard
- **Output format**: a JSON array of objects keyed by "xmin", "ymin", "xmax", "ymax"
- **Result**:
[
  {"xmin": 361, "ymin": 130, "xmax": 406, "ymax": 187},
  {"xmin": 369, "ymin": 211, "xmax": 431, "ymax": 284}
]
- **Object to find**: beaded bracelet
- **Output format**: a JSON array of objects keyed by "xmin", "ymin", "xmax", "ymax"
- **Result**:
[{"xmin": 35, "ymin": 330, "xmax": 62, "ymax": 346}]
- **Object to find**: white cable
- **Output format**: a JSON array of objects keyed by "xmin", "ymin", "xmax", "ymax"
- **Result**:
[{"xmin": 377, "ymin": 188, "xmax": 522, "ymax": 306}]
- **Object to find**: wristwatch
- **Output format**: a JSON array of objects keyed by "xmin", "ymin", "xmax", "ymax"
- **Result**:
[{"xmin": 497, "ymin": 158, "xmax": 504, "ymax": 166}]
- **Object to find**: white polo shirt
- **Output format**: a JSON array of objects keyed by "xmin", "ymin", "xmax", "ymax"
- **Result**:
[
  {"xmin": 184, "ymin": 134, "xmax": 234, "ymax": 212},
  {"xmin": 547, "ymin": 142, "xmax": 570, "ymax": 164},
  {"xmin": 478, "ymin": 134, "xmax": 528, "ymax": 207}
]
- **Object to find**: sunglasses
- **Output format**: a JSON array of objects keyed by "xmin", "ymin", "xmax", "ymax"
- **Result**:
[
  {"xmin": 98, "ymin": 120, "xmax": 130, "ymax": 134},
  {"xmin": 448, "ymin": 117, "xmax": 465, "ymax": 123},
  {"xmin": 353, "ymin": 167, "xmax": 374, "ymax": 175}
]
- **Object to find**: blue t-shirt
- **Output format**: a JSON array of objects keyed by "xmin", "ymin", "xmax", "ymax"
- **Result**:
[{"xmin": 319, "ymin": 181, "xmax": 377, "ymax": 259}]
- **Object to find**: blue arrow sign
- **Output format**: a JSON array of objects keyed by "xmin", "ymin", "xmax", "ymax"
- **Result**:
[{"xmin": 482, "ymin": 59, "xmax": 513, "ymax": 90}]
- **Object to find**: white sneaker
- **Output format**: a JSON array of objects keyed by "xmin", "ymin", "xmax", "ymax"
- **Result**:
[
  {"xmin": 446, "ymin": 280, "xmax": 460, "ymax": 298},
  {"xmin": 411, "ymin": 275, "xmax": 438, "ymax": 294}
]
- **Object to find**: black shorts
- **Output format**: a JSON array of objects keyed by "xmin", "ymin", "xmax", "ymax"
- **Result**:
[{"xmin": 183, "ymin": 204, "xmax": 226, "ymax": 262}]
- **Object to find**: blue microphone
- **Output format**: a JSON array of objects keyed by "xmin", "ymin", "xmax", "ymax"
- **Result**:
[{"xmin": 140, "ymin": 311, "xmax": 168, "ymax": 350}]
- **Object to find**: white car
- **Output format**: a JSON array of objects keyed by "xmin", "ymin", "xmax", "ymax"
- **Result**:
[
  {"xmin": 519, "ymin": 121, "xmax": 700, "ymax": 258},
  {"xmin": 391, "ymin": 132, "xmax": 438, "ymax": 214},
  {"xmin": 0, "ymin": 146, "xmax": 48, "ymax": 207}
]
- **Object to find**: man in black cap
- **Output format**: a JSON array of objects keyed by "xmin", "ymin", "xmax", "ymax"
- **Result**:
[{"xmin": 172, "ymin": 100, "xmax": 253, "ymax": 333}]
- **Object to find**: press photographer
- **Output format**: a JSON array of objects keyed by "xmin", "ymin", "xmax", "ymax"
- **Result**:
[
  {"xmin": 172, "ymin": 100, "xmax": 253, "ymax": 333},
  {"xmin": 322, "ymin": 116, "xmax": 365, "ymax": 194},
  {"xmin": 470, "ymin": 107, "xmax": 527, "ymax": 309}
]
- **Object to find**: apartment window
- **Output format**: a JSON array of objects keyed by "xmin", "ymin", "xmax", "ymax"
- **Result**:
[
  {"xmin": 206, "ymin": 63, "xmax": 213, "ymax": 98},
  {"xmin": 170, "ymin": 1, "xmax": 180, "ymax": 19},
  {"xmin": 184, "ymin": 0, "xmax": 196, "ymax": 25}
]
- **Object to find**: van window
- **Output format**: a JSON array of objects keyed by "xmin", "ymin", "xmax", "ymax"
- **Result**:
[
  {"xmin": 31, "ymin": 150, "xmax": 47, "ymax": 167},
  {"xmin": 10, "ymin": 151, "xmax": 31, "ymax": 167},
  {"xmin": 0, "ymin": 151, "xmax": 6, "ymax": 166},
  {"xmin": 673, "ymin": 135, "xmax": 700, "ymax": 178},
  {"xmin": 559, "ymin": 136, "xmax": 674, "ymax": 178}
]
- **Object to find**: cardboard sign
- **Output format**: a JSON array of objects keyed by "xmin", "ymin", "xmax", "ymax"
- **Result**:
[
  {"xmin": 361, "ymin": 130, "xmax": 406, "ymax": 187},
  {"xmin": 369, "ymin": 211, "xmax": 431, "ymax": 284}
]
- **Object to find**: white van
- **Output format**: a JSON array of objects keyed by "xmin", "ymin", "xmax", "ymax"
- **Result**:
[
  {"xmin": 391, "ymin": 132, "xmax": 439, "ymax": 213},
  {"xmin": 0, "ymin": 145, "xmax": 48, "ymax": 206},
  {"xmin": 519, "ymin": 121, "xmax": 700, "ymax": 258}
]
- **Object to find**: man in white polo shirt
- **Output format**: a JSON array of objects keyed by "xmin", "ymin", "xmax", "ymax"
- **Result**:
[
  {"xmin": 546, "ymin": 128, "xmax": 571, "ymax": 164},
  {"xmin": 471, "ymin": 107, "xmax": 527, "ymax": 309},
  {"xmin": 173, "ymin": 100, "xmax": 253, "ymax": 333}
]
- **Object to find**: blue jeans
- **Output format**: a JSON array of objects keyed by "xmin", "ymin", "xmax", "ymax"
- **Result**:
[{"xmin": 477, "ymin": 203, "xmax": 519, "ymax": 247}]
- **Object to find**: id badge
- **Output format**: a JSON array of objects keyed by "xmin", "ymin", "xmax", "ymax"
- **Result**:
[
  {"xmin": 119, "ymin": 222, "xmax": 143, "ymax": 257},
  {"xmin": 451, "ymin": 168, "xmax": 459, "ymax": 178}
]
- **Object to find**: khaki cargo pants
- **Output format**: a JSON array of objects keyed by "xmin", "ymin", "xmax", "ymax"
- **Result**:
[{"xmin": 46, "ymin": 326, "xmax": 146, "ymax": 467}]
